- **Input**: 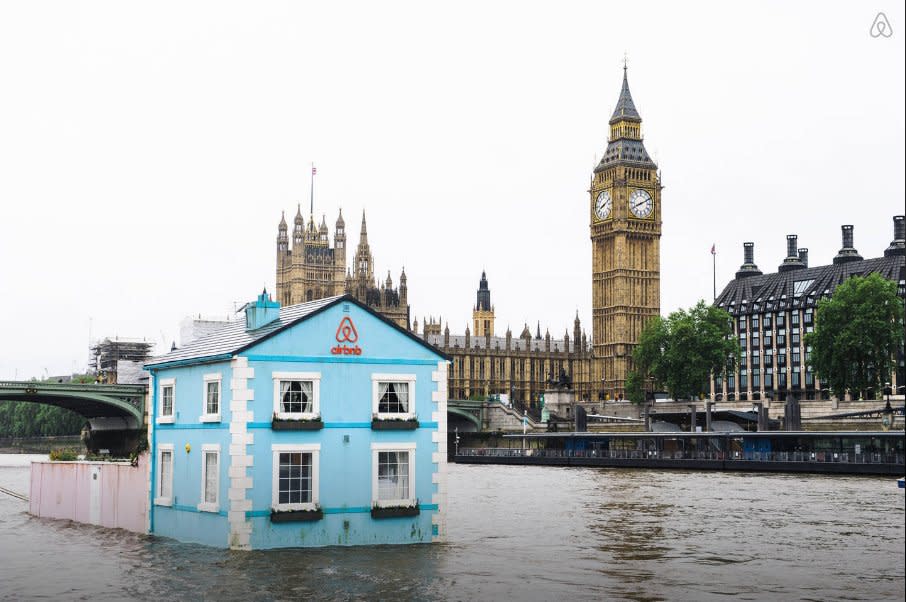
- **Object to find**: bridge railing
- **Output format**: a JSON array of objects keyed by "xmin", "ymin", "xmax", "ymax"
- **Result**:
[{"xmin": 457, "ymin": 447, "xmax": 905, "ymax": 465}]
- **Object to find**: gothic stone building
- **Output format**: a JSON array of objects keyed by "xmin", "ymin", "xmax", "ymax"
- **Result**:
[
  {"xmin": 589, "ymin": 66, "xmax": 663, "ymax": 398},
  {"xmin": 416, "ymin": 68, "xmax": 662, "ymax": 404},
  {"xmin": 271, "ymin": 67, "xmax": 661, "ymax": 403},
  {"xmin": 417, "ymin": 272, "xmax": 595, "ymax": 407},
  {"xmin": 276, "ymin": 208, "xmax": 409, "ymax": 329},
  {"xmin": 712, "ymin": 217, "xmax": 905, "ymax": 401}
]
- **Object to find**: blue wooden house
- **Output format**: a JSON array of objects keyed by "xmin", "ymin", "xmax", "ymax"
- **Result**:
[{"xmin": 144, "ymin": 292, "xmax": 449, "ymax": 549}]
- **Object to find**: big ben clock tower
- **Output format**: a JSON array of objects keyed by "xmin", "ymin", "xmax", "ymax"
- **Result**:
[{"xmin": 590, "ymin": 65, "xmax": 662, "ymax": 399}]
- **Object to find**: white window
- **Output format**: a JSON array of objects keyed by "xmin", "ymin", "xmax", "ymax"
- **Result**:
[
  {"xmin": 793, "ymin": 279, "xmax": 814, "ymax": 295},
  {"xmin": 272, "ymin": 372, "xmax": 321, "ymax": 419},
  {"xmin": 371, "ymin": 373, "xmax": 416, "ymax": 419},
  {"xmin": 201, "ymin": 374, "xmax": 221, "ymax": 422},
  {"xmin": 158, "ymin": 378, "xmax": 175, "ymax": 424},
  {"xmin": 198, "ymin": 444, "xmax": 220, "ymax": 513},
  {"xmin": 371, "ymin": 442, "xmax": 417, "ymax": 507},
  {"xmin": 271, "ymin": 444, "xmax": 320, "ymax": 511},
  {"xmin": 155, "ymin": 444, "xmax": 174, "ymax": 506}
]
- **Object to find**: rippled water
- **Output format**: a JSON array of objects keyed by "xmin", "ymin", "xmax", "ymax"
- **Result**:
[{"xmin": 1, "ymin": 454, "xmax": 904, "ymax": 601}]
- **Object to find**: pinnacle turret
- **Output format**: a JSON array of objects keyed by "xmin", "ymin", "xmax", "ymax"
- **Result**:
[{"xmin": 610, "ymin": 65, "xmax": 641, "ymax": 124}]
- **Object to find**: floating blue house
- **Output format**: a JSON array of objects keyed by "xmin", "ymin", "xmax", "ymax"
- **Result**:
[{"xmin": 144, "ymin": 292, "xmax": 449, "ymax": 549}]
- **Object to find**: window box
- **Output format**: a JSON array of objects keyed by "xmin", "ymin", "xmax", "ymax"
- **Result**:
[
  {"xmin": 371, "ymin": 504, "xmax": 420, "ymax": 519},
  {"xmin": 272, "ymin": 415, "xmax": 324, "ymax": 430},
  {"xmin": 270, "ymin": 508, "xmax": 323, "ymax": 523},
  {"xmin": 371, "ymin": 417, "xmax": 419, "ymax": 430}
]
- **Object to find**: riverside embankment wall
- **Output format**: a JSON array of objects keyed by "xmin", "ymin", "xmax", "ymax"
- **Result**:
[{"xmin": 29, "ymin": 454, "xmax": 147, "ymax": 533}]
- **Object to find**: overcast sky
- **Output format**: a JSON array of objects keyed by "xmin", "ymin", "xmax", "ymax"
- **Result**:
[{"xmin": 1, "ymin": 1, "xmax": 903, "ymax": 380}]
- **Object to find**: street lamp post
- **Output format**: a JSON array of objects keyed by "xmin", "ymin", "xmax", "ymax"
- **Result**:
[{"xmin": 522, "ymin": 411, "xmax": 528, "ymax": 450}]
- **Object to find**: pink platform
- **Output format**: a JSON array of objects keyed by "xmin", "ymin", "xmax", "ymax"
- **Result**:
[{"xmin": 29, "ymin": 453, "xmax": 148, "ymax": 533}]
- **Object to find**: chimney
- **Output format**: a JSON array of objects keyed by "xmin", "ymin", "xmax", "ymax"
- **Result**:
[
  {"xmin": 778, "ymin": 234, "xmax": 806, "ymax": 272},
  {"xmin": 735, "ymin": 242, "xmax": 763, "ymax": 279},
  {"xmin": 245, "ymin": 289, "xmax": 281, "ymax": 330},
  {"xmin": 798, "ymin": 248, "xmax": 808, "ymax": 268},
  {"xmin": 833, "ymin": 224, "xmax": 863, "ymax": 264},
  {"xmin": 787, "ymin": 234, "xmax": 797, "ymax": 259},
  {"xmin": 885, "ymin": 215, "xmax": 905, "ymax": 257}
]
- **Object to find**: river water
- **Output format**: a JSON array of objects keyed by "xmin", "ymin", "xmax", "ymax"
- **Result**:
[{"xmin": 1, "ymin": 453, "xmax": 904, "ymax": 601}]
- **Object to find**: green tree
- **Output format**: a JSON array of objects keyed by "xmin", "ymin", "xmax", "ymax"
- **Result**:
[
  {"xmin": 624, "ymin": 370, "xmax": 645, "ymax": 404},
  {"xmin": 805, "ymin": 273, "xmax": 904, "ymax": 399},
  {"xmin": 629, "ymin": 301, "xmax": 737, "ymax": 400}
]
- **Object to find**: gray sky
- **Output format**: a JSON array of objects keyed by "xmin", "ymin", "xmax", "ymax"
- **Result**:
[{"xmin": 1, "ymin": 1, "xmax": 903, "ymax": 380}]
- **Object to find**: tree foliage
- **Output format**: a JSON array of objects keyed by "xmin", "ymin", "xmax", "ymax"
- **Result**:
[
  {"xmin": 629, "ymin": 301, "xmax": 737, "ymax": 400},
  {"xmin": 805, "ymin": 273, "xmax": 904, "ymax": 399}
]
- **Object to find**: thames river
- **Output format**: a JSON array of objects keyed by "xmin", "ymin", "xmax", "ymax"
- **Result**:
[{"xmin": 1, "ymin": 453, "xmax": 904, "ymax": 601}]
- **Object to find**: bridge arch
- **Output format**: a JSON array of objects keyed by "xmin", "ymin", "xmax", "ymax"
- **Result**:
[
  {"xmin": 0, "ymin": 381, "xmax": 145, "ymax": 428},
  {"xmin": 447, "ymin": 406, "xmax": 481, "ymax": 431}
]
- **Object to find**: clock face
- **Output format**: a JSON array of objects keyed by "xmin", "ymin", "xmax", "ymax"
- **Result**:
[
  {"xmin": 594, "ymin": 190, "xmax": 612, "ymax": 220},
  {"xmin": 629, "ymin": 189, "xmax": 653, "ymax": 218}
]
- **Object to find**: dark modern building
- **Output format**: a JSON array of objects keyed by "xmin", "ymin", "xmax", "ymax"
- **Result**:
[{"xmin": 712, "ymin": 216, "xmax": 905, "ymax": 401}]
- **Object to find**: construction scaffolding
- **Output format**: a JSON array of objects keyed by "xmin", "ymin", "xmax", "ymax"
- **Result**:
[{"xmin": 89, "ymin": 338, "xmax": 154, "ymax": 384}]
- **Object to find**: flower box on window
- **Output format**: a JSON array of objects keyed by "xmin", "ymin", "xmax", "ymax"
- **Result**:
[
  {"xmin": 370, "ymin": 416, "xmax": 419, "ymax": 430},
  {"xmin": 272, "ymin": 414, "xmax": 324, "ymax": 431},
  {"xmin": 270, "ymin": 507, "xmax": 323, "ymax": 523},
  {"xmin": 371, "ymin": 503, "xmax": 420, "ymax": 519}
]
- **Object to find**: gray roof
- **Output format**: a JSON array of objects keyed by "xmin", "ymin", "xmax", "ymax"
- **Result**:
[
  {"xmin": 421, "ymin": 333, "xmax": 587, "ymax": 354},
  {"xmin": 610, "ymin": 68, "xmax": 641, "ymax": 123},
  {"xmin": 595, "ymin": 138, "xmax": 656, "ymax": 171},
  {"xmin": 715, "ymin": 254, "xmax": 905, "ymax": 315},
  {"xmin": 146, "ymin": 296, "xmax": 341, "ymax": 368}
]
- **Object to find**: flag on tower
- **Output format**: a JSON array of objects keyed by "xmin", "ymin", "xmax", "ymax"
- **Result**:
[
  {"xmin": 312, "ymin": 166, "xmax": 317, "ymax": 176},
  {"xmin": 710, "ymin": 243, "xmax": 716, "ymax": 255}
]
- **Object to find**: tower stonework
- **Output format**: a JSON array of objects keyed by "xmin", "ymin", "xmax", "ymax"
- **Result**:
[
  {"xmin": 275, "ymin": 208, "xmax": 409, "ymax": 329},
  {"xmin": 472, "ymin": 271, "xmax": 495, "ymax": 338},
  {"xmin": 590, "ymin": 67, "xmax": 662, "ymax": 399}
]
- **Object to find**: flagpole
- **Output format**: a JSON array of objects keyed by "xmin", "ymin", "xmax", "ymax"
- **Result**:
[
  {"xmin": 310, "ymin": 162, "xmax": 314, "ymax": 217},
  {"xmin": 712, "ymin": 246, "xmax": 716, "ymax": 301}
]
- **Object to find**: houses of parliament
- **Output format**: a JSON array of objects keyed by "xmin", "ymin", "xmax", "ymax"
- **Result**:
[{"xmin": 274, "ymin": 67, "xmax": 661, "ymax": 403}]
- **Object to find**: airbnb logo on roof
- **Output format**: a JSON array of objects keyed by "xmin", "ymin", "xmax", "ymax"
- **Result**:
[{"xmin": 332, "ymin": 316, "xmax": 362, "ymax": 355}]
